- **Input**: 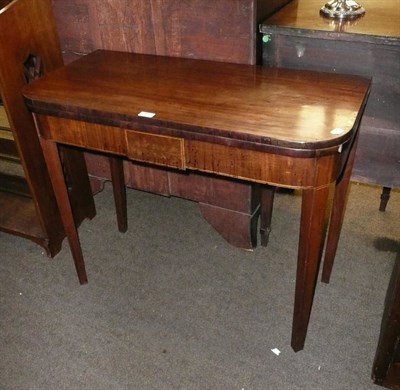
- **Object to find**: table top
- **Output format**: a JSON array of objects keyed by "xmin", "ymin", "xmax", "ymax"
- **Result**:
[
  {"xmin": 260, "ymin": 0, "xmax": 400, "ymax": 43},
  {"xmin": 24, "ymin": 50, "xmax": 370, "ymax": 151}
]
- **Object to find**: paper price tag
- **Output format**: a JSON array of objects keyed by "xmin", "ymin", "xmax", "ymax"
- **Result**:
[
  {"xmin": 138, "ymin": 111, "xmax": 156, "ymax": 118},
  {"xmin": 330, "ymin": 128, "xmax": 344, "ymax": 135}
]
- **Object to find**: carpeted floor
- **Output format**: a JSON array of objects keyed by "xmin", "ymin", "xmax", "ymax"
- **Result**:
[{"xmin": 1, "ymin": 182, "xmax": 399, "ymax": 389}]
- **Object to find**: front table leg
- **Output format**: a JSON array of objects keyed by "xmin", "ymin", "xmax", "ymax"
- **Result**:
[
  {"xmin": 291, "ymin": 185, "xmax": 332, "ymax": 351},
  {"xmin": 322, "ymin": 134, "xmax": 359, "ymax": 283},
  {"xmin": 40, "ymin": 138, "xmax": 88, "ymax": 284}
]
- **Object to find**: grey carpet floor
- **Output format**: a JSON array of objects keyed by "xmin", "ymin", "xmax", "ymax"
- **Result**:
[{"xmin": 1, "ymin": 182, "xmax": 399, "ymax": 389}]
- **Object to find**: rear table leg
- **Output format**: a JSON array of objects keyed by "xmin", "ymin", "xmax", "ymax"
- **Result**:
[{"xmin": 260, "ymin": 185, "xmax": 276, "ymax": 246}]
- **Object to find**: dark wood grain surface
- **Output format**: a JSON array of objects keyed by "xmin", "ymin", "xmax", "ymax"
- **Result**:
[
  {"xmin": 51, "ymin": 0, "xmax": 292, "ymax": 65},
  {"xmin": 24, "ymin": 50, "xmax": 370, "ymax": 153}
]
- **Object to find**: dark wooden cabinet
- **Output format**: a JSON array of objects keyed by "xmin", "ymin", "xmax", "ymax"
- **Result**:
[
  {"xmin": 49, "ymin": 0, "xmax": 292, "ymax": 249},
  {"xmin": 260, "ymin": 0, "xmax": 400, "ymax": 207},
  {"xmin": 51, "ymin": 0, "xmax": 291, "ymax": 65},
  {"xmin": 0, "ymin": 0, "xmax": 95, "ymax": 256}
]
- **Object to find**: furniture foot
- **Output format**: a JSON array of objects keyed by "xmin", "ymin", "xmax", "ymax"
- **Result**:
[{"xmin": 379, "ymin": 187, "xmax": 391, "ymax": 212}]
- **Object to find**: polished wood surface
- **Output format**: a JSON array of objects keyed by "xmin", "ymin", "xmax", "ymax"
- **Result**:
[
  {"xmin": 0, "ymin": 0, "xmax": 95, "ymax": 255},
  {"xmin": 23, "ymin": 50, "xmax": 370, "ymax": 351},
  {"xmin": 25, "ymin": 50, "xmax": 368, "ymax": 155}
]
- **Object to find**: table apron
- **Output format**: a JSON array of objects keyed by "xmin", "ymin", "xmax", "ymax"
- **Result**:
[{"xmin": 35, "ymin": 114, "xmax": 342, "ymax": 189}]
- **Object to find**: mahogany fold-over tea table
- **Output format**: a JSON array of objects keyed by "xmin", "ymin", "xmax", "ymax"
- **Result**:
[{"xmin": 23, "ymin": 50, "xmax": 370, "ymax": 352}]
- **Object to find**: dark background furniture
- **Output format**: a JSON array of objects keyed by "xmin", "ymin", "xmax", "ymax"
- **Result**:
[
  {"xmin": 49, "ymin": 0, "xmax": 291, "ymax": 249},
  {"xmin": 260, "ymin": 0, "xmax": 400, "ymax": 210},
  {"xmin": 0, "ymin": 0, "xmax": 95, "ymax": 256},
  {"xmin": 372, "ymin": 248, "xmax": 400, "ymax": 389}
]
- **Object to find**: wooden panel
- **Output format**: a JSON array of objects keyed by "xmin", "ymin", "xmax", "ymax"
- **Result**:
[
  {"xmin": 124, "ymin": 163, "xmax": 170, "ymax": 195},
  {"xmin": 126, "ymin": 130, "xmax": 185, "ymax": 169},
  {"xmin": 185, "ymin": 139, "xmax": 340, "ymax": 188},
  {"xmin": 51, "ymin": 0, "xmax": 292, "ymax": 65},
  {"xmin": 0, "ymin": 0, "xmax": 95, "ymax": 256},
  {"xmin": 37, "ymin": 114, "xmax": 342, "ymax": 188},
  {"xmin": 38, "ymin": 116, "xmax": 185, "ymax": 170},
  {"xmin": 36, "ymin": 115, "xmax": 127, "ymax": 155},
  {"xmin": 169, "ymin": 172, "xmax": 259, "ymax": 213},
  {"xmin": 199, "ymin": 202, "xmax": 259, "ymax": 249},
  {"xmin": 0, "ymin": 0, "xmax": 65, "ymax": 252}
]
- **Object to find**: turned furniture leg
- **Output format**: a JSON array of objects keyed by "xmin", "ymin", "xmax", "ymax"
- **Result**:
[
  {"xmin": 321, "ymin": 135, "xmax": 359, "ymax": 284},
  {"xmin": 109, "ymin": 157, "xmax": 127, "ymax": 233},
  {"xmin": 379, "ymin": 187, "xmax": 391, "ymax": 212},
  {"xmin": 291, "ymin": 185, "xmax": 332, "ymax": 352},
  {"xmin": 40, "ymin": 139, "xmax": 88, "ymax": 284},
  {"xmin": 260, "ymin": 185, "xmax": 276, "ymax": 246}
]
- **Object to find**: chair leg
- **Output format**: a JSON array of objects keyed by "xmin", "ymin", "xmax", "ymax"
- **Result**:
[
  {"xmin": 379, "ymin": 187, "xmax": 391, "ymax": 212},
  {"xmin": 109, "ymin": 157, "xmax": 127, "ymax": 233},
  {"xmin": 260, "ymin": 185, "xmax": 276, "ymax": 246}
]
